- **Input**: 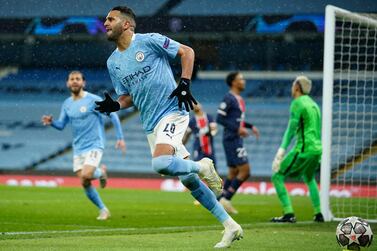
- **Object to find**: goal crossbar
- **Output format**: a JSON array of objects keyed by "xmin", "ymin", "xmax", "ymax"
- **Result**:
[{"xmin": 330, "ymin": 5, "xmax": 377, "ymax": 29}]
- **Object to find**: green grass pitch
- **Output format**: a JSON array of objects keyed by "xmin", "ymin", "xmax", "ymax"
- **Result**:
[{"xmin": 0, "ymin": 185, "xmax": 375, "ymax": 250}]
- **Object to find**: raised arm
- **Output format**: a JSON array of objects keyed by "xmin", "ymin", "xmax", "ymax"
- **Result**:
[
  {"xmin": 177, "ymin": 44, "xmax": 195, "ymax": 80},
  {"xmin": 147, "ymin": 33, "xmax": 197, "ymax": 111},
  {"xmin": 169, "ymin": 44, "xmax": 197, "ymax": 112},
  {"xmin": 41, "ymin": 105, "xmax": 69, "ymax": 130}
]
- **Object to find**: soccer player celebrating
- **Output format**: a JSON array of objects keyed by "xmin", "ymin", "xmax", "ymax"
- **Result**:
[
  {"xmin": 271, "ymin": 76, "xmax": 324, "ymax": 223},
  {"xmin": 217, "ymin": 72, "xmax": 260, "ymax": 214},
  {"xmin": 183, "ymin": 103, "xmax": 218, "ymax": 166},
  {"xmin": 95, "ymin": 6, "xmax": 243, "ymax": 248},
  {"xmin": 41, "ymin": 71, "xmax": 125, "ymax": 220}
]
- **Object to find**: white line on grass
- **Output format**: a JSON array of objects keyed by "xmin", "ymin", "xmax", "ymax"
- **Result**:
[
  {"xmin": 2, "ymin": 221, "xmax": 316, "ymax": 236},
  {"xmin": 1, "ymin": 221, "xmax": 105, "ymax": 229}
]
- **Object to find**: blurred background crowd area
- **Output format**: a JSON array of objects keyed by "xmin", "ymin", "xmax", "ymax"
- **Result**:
[{"xmin": 2, "ymin": 0, "xmax": 377, "ymax": 72}]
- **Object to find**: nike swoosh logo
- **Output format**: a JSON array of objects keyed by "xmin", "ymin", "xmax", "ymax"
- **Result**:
[{"xmin": 165, "ymin": 134, "xmax": 173, "ymax": 139}]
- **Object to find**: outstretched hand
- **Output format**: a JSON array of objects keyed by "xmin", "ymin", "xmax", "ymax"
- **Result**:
[
  {"xmin": 169, "ymin": 78, "xmax": 197, "ymax": 112},
  {"xmin": 95, "ymin": 91, "xmax": 121, "ymax": 115},
  {"xmin": 41, "ymin": 115, "xmax": 53, "ymax": 126},
  {"xmin": 115, "ymin": 139, "xmax": 126, "ymax": 155}
]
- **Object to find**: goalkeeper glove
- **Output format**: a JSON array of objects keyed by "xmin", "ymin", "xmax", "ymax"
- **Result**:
[
  {"xmin": 95, "ymin": 91, "xmax": 120, "ymax": 115},
  {"xmin": 169, "ymin": 78, "xmax": 198, "ymax": 112},
  {"xmin": 272, "ymin": 148, "xmax": 285, "ymax": 173}
]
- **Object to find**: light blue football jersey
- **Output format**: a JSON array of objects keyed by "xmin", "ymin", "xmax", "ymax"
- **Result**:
[
  {"xmin": 51, "ymin": 92, "xmax": 123, "ymax": 155},
  {"xmin": 107, "ymin": 33, "xmax": 187, "ymax": 134}
]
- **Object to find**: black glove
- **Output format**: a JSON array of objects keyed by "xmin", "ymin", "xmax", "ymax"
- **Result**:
[
  {"xmin": 95, "ymin": 91, "xmax": 120, "ymax": 115},
  {"xmin": 169, "ymin": 78, "xmax": 198, "ymax": 112}
]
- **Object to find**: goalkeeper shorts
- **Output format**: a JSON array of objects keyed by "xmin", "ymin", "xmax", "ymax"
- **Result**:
[{"xmin": 279, "ymin": 150, "xmax": 321, "ymax": 179}]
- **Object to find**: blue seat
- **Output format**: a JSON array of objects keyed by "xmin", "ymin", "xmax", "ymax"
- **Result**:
[{"xmin": 1, "ymin": 69, "xmax": 375, "ymax": 180}]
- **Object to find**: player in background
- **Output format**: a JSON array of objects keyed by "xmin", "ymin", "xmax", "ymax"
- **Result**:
[
  {"xmin": 217, "ymin": 72, "xmax": 260, "ymax": 214},
  {"xmin": 182, "ymin": 103, "xmax": 218, "ymax": 167},
  {"xmin": 41, "ymin": 71, "xmax": 126, "ymax": 220},
  {"xmin": 271, "ymin": 76, "xmax": 324, "ymax": 223},
  {"xmin": 95, "ymin": 6, "xmax": 243, "ymax": 248}
]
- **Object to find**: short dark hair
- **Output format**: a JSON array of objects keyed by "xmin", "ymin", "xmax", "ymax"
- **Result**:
[
  {"xmin": 68, "ymin": 71, "xmax": 85, "ymax": 81},
  {"xmin": 112, "ymin": 6, "xmax": 136, "ymax": 25},
  {"xmin": 226, "ymin": 71, "xmax": 240, "ymax": 87}
]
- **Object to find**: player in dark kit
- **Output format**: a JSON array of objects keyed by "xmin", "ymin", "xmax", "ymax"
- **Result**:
[
  {"xmin": 183, "ymin": 103, "xmax": 218, "ymax": 166},
  {"xmin": 216, "ymin": 72, "xmax": 260, "ymax": 214}
]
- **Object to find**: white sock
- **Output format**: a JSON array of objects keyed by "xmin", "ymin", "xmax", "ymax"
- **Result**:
[{"xmin": 222, "ymin": 217, "xmax": 238, "ymax": 229}]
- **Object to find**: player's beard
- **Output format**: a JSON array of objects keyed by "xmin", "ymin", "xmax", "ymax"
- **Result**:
[
  {"xmin": 238, "ymin": 85, "xmax": 245, "ymax": 92},
  {"xmin": 107, "ymin": 25, "xmax": 123, "ymax": 41},
  {"xmin": 70, "ymin": 86, "xmax": 83, "ymax": 96}
]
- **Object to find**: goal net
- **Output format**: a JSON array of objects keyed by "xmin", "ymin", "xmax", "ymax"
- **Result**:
[{"xmin": 321, "ymin": 5, "xmax": 377, "ymax": 222}]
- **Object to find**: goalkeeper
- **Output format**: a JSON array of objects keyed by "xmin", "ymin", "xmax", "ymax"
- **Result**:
[{"xmin": 271, "ymin": 76, "xmax": 324, "ymax": 223}]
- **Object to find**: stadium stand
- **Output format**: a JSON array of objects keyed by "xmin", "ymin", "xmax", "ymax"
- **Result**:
[
  {"xmin": 0, "ymin": 0, "xmax": 168, "ymax": 17},
  {"xmin": 170, "ymin": 0, "xmax": 377, "ymax": 15},
  {"xmin": 1, "ymin": 0, "xmax": 376, "ymax": 18},
  {"xmin": 0, "ymin": 69, "xmax": 323, "ymax": 97},
  {"xmin": 0, "ymin": 69, "xmax": 294, "ymax": 176},
  {"xmin": 0, "ymin": 68, "xmax": 377, "ymax": 176},
  {"xmin": 0, "ymin": 98, "xmax": 71, "ymax": 169},
  {"xmin": 2, "ymin": 68, "xmax": 373, "ymax": 178},
  {"xmin": 0, "ymin": 69, "xmax": 289, "ymax": 176},
  {"xmin": 0, "ymin": 69, "xmax": 112, "ymax": 94}
]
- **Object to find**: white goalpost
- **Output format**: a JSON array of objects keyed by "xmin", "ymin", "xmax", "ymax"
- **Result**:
[{"xmin": 321, "ymin": 5, "xmax": 377, "ymax": 222}]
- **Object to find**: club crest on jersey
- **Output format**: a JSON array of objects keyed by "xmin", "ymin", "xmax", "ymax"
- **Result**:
[
  {"xmin": 135, "ymin": 51, "xmax": 145, "ymax": 62},
  {"xmin": 80, "ymin": 106, "xmax": 87, "ymax": 113}
]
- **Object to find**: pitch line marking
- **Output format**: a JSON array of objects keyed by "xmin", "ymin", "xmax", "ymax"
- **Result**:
[
  {"xmin": 2, "ymin": 221, "xmax": 316, "ymax": 236},
  {"xmin": 1, "ymin": 221, "xmax": 104, "ymax": 229}
]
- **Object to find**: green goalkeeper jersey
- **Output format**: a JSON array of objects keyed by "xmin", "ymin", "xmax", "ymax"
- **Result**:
[{"xmin": 280, "ymin": 95, "xmax": 322, "ymax": 154}]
